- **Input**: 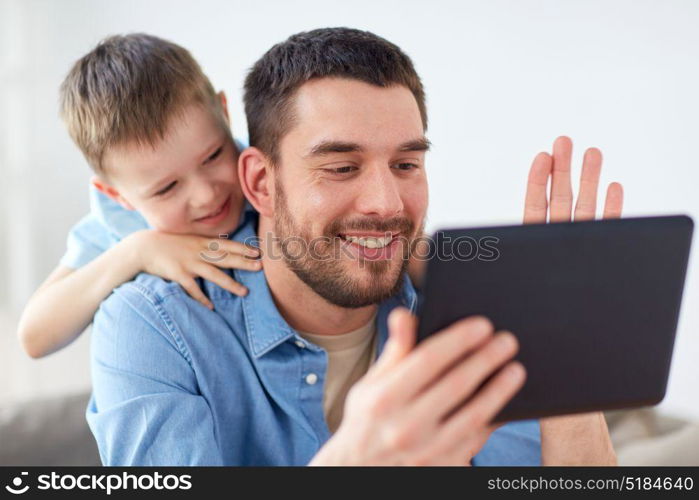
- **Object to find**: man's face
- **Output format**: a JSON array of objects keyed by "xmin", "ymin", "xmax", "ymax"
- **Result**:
[
  {"xmin": 101, "ymin": 102, "xmax": 243, "ymax": 237},
  {"xmin": 271, "ymin": 77, "xmax": 429, "ymax": 308}
]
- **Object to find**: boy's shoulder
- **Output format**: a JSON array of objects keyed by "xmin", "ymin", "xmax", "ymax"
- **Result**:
[{"xmin": 61, "ymin": 185, "xmax": 150, "ymax": 269}]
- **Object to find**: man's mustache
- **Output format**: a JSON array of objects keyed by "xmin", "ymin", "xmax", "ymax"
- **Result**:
[{"xmin": 325, "ymin": 216, "xmax": 415, "ymax": 237}]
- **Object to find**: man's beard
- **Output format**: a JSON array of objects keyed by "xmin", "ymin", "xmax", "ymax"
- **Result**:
[{"xmin": 273, "ymin": 183, "xmax": 419, "ymax": 308}]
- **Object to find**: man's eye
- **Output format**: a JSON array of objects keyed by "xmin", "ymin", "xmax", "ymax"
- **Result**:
[
  {"xmin": 155, "ymin": 181, "xmax": 177, "ymax": 196},
  {"xmin": 327, "ymin": 166, "xmax": 357, "ymax": 175},
  {"xmin": 393, "ymin": 162, "xmax": 418, "ymax": 171},
  {"xmin": 205, "ymin": 147, "xmax": 223, "ymax": 163}
]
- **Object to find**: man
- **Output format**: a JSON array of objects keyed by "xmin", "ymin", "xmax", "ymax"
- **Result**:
[{"xmin": 87, "ymin": 27, "xmax": 617, "ymax": 465}]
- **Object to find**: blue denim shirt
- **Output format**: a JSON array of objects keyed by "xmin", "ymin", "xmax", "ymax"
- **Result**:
[{"xmin": 87, "ymin": 210, "xmax": 541, "ymax": 465}]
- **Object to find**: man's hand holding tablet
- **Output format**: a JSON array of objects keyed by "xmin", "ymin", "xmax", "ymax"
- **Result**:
[{"xmin": 311, "ymin": 314, "xmax": 525, "ymax": 465}]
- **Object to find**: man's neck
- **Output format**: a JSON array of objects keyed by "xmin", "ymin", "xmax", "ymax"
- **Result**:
[{"xmin": 258, "ymin": 220, "xmax": 378, "ymax": 336}]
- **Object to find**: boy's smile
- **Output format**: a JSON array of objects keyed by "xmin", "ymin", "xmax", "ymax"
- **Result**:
[{"xmin": 193, "ymin": 195, "xmax": 233, "ymax": 226}]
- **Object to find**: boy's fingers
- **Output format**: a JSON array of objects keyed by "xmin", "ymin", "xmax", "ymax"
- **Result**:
[
  {"xmin": 196, "ymin": 265, "xmax": 248, "ymax": 297},
  {"xmin": 178, "ymin": 276, "xmax": 214, "ymax": 310},
  {"xmin": 218, "ymin": 253, "xmax": 263, "ymax": 272},
  {"xmin": 197, "ymin": 237, "xmax": 260, "ymax": 261},
  {"xmin": 217, "ymin": 240, "xmax": 261, "ymax": 257}
]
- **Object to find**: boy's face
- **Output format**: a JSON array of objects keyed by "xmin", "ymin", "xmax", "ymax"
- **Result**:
[{"xmin": 96, "ymin": 99, "xmax": 243, "ymax": 237}]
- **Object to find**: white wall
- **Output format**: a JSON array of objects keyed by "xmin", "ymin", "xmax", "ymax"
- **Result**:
[{"xmin": 1, "ymin": 0, "xmax": 697, "ymax": 418}]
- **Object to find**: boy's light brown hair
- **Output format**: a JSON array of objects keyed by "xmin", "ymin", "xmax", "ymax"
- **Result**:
[{"xmin": 60, "ymin": 33, "xmax": 226, "ymax": 175}]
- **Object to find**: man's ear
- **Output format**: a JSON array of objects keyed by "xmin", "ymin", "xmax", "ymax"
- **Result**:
[
  {"xmin": 218, "ymin": 91, "xmax": 230, "ymax": 125},
  {"xmin": 238, "ymin": 147, "xmax": 275, "ymax": 218},
  {"xmin": 91, "ymin": 176, "xmax": 136, "ymax": 210}
]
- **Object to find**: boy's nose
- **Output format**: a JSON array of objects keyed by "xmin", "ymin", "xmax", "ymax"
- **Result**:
[{"xmin": 190, "ymin": 178, "xmax": 218, "ymax": 211}]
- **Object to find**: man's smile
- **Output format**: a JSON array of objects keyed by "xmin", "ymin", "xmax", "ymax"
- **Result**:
[{"xmin": 338, "ymin": 231, "xmax": 402, "ymax": 260}]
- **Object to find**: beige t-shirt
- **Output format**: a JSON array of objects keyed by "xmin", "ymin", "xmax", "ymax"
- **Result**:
[{"xmin": 299, "ymin": 315, "xmax": 377, "ymax": 434}]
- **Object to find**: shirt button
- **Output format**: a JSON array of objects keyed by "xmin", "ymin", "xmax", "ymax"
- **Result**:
[
  {"xmin": 295, "ymin": 340, "xmax": 306, "ymax": 349},
  {"xmin": 305, "ymin": 373, "xmax": 318, "ymax": 385}
]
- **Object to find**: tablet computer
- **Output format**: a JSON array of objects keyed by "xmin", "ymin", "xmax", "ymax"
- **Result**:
[{"xmin": 416, "ymin": 215, "xmax": 694, "ymax": 422}]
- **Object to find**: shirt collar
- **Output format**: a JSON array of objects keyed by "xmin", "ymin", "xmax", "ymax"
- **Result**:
[
  {"xmin": 232, "ymin": 213, "xmax": 418, "ymax": 359},
  {"xmin": 89, "ymin": 184, "xmax": 151, "ymax": 239}
]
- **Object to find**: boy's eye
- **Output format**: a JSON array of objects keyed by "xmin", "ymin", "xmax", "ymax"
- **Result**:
[
  {"xmin": 155, "ymin": 181, "xmax": 177, "ymax": 196},
  {"xmin": 205, "ymin": 147, "xmax": 223, "ymax": 164}
]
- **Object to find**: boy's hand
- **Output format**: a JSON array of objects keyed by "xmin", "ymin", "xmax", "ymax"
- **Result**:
[
  {"xmin": 126, "ymin": 230, "xmax": 261, "ymax": 310},
  {"xmin": 523, "ymin": 136, "xmax": 621, "ymax": 465}
]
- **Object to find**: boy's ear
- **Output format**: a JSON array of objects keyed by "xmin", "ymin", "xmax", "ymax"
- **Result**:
[
  {"xmin": 238, "ymin": 147, "xmax": 275, "ymax": 218},
  {"xmin": 218, "ymin": 91, "xmax": 230, "ymax": 125},
  {"xmin": 91, "ymin": 176, "xmax": 136, "ymax": 211}
]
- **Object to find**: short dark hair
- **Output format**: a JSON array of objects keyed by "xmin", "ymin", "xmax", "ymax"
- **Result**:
[{"xmin": 243, "ymin": 27, "xmax": 427, "ymax": 163}]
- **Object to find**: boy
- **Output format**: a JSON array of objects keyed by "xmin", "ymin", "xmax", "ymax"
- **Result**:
[{"xmin": 17, "ymin": 34, "xmax": 261, "ymax": 358}]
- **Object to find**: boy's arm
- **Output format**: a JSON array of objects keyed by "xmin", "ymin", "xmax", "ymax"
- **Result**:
[
  {"xmin": 18, "ymin": 229, "xmax": 262, "ymax": 358},
  {"xmin": 17, "ymin": 233, "xmax": 145, "ymax": 358}
]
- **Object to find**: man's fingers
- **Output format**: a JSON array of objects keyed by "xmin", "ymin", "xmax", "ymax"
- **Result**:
[
  {"xmin": 549, "ymin": 136, "xmax": 574, "ymax": 223},
  {"xmin": 369, "ymin": 308, "xmax": 417, "ymax": 379},
  {"xmin": 195, "ymin": 265, "xmax": 249, "ymax": 297},
  {"xmin": 177, "ymin": 276, "xmax": 214, "ymax": 310},
  {"xmin": 523, "ymin": 152, "xmax": 552, "ymax": 224},
  {"xmin": 410, "ymin": 331, "xmax": 519, "ymax": 423},
  {"xmin": 442, "ymin": 423, "xmax": 500, "ymax": 465},
  {"xmin": 438, "ymin": 361, "xmax": 526, "ymax": 448},
  {"xmin": 574, "ymin": 147, "xmax": 602, "ymax": 221},
  {"xmin": 413, "ymin": 362, "xmax": 524, "ymax": 465},
  {"xmin": 378, "ymin": 316, "xmax": 494, "ymax": 405},
  {"xmin": 602, "ymin": 182, "xmax": 624, "ymax": 219}
]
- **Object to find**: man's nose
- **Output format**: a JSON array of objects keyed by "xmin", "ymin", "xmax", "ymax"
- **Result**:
[{"xmin": 355, "ymin": 165, "xmax": 404, "ymax": 217}]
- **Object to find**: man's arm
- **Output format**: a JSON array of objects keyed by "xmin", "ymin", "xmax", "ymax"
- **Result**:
[
  {"xmin": 87, "ymin": 281, "xmax": 224, "ymax": 465},
  {"xmin": 540, "ymin": 413, "xmax": 616, "ymax": 466},
  {"xmin": 523, "ymin": 136, "xmax": 621, "ymax": 465}
]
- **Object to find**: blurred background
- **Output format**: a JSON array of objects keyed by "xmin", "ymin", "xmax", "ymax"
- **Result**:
[{"xmin": 0, "ymin": 0, "xmax": 697, "ymax": 464}]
